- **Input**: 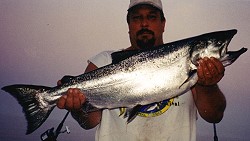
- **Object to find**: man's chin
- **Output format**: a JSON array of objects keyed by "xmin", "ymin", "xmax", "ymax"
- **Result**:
[{"xmin": 136, "ymin": 40, "xmax": 155, "ymax": 49}]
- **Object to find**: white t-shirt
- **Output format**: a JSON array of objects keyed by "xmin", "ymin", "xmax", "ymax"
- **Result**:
[{"xmin": 88, "ymin": 51, "xmax": 197, "ymax": 141}]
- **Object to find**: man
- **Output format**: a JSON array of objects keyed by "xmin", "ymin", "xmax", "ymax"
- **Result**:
[{"xmin": 57, "ymin": 0, "xmax": 226, "ymax": 140}]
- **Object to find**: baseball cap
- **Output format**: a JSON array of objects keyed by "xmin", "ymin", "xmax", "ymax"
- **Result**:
[{"xmin": 128, "ymin": 0, "xmax": 163, "ymax": 11}]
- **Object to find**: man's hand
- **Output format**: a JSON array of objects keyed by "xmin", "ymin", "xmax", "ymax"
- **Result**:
[
  {"xmin": 55, "ymin": 63, "xmax": 101, "ymax": 129},
  {"xmin": 197, "ymin": 57, "xmax": 225, "ymax": 86},
  {"xmin": 57, "ymin": 88, "xmax": 86, "ymax": 111},
  {"xmin": 56, "ymin": 76, "xmax": 86, "ymax": 111}
]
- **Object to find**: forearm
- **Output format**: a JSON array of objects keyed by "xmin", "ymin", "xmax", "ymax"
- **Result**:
[
  {"xmin": 192, "ymin": 84, "xmax": 226, "ymax": 123},
  {"xmin": 71, "ymin": 109, "xmax": 102, "ymax": 130}
]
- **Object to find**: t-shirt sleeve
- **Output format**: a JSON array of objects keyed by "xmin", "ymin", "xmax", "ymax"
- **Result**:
[{"xmin": 87, "ymin": 51, "xmax": 114, "ymax": 68}]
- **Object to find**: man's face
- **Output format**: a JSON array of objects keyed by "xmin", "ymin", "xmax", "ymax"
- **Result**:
[{"xmin": 128, "ymin": 5, "xmax": 165, "ymax": 49}]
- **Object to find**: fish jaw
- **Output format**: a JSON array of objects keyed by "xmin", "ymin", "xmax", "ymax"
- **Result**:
[{"xmin": 220, "ymin": 47, "xmax": 248, "ymax": 67}]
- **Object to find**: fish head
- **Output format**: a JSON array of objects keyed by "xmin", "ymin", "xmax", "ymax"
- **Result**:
[{"xmin": 190, "ymin": 29, "xmax": 246, "ymax": 66}]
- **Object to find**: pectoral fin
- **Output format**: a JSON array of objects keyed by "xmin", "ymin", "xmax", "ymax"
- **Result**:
[{"xmin": 179, "ymin": 69, "xmax": 197, "ymax": 88}]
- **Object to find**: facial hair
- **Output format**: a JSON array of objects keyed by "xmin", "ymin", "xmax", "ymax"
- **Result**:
[{"xmin": 136, "ymin": 28, "xmax": 156, "ymax": 49}]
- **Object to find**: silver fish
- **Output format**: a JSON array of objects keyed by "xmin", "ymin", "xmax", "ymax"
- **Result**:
[{"xmin": 2, "ymin": 29, "xmax": 247, "ymax": 134}]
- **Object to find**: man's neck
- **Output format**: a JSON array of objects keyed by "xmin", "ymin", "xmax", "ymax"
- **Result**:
[
  {"xmin": 125, "ymin": 46, "xmax": 137, "ymax": 51},
  {"xmin": 127, "ymin": 41, "xmax": 164, "ymax": 51}
]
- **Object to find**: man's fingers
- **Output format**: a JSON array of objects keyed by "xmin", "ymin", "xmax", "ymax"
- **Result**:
[
  {"xmin": 57, "ymin": 80, "xmax": 62, "ymax": 86},
  {"xmin": 65, "ymin": 89, "xmax": 74, "ymax": 110},
  {"xmin": 197, "ymin": 59, "xmax": 206, "ymax": 82},
  {"xmin": 197, "ymin": 57, "xmax": 225, "ymax": 86},
  {"xmin": 57, "ymin": 95, "xmax": 67, "ymax": 109},
  {"xmin": 205, "ymin": 58, "xmax": 219, "ymax": 77},
  {"xmin": 72, "ymin": 89, "xmax": 84, "ymax": 109},
  {"xmin": 211, "ymin": 57, "xmax": 225, "ymax": 75},
  {"xmin": 56, "ymin": 88, "xmax": 86, "ymax": 111},
  {"xmin": 62, "ymin": 88, "xmax": 85, "ymax": 110}
]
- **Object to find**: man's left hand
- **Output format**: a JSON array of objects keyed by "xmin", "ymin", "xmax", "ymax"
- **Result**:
[{"xmin": 197, "ymin": 57, "xmax": 225, "ymax": 86}]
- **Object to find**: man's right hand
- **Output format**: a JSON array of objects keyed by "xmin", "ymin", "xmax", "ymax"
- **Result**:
[
  {"xmin": 56, "ymin": 62, "xmax": 102, "ymax": 129},
  {"xmin": 56, "ymin": 88, "xmax": 86, "ymax": 111},
  {"xmin": 56, "ymin": 75, "xmax": 86, "ymax": 110}
]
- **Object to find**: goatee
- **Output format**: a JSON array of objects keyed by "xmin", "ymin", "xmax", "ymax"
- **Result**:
[
  {"xmin": 136, "ymin": 28, "xmax": 156, "ymax": 49},
  {"xmin": 136, "ymin": 38, "xmax": 156, "ymax": 49}
]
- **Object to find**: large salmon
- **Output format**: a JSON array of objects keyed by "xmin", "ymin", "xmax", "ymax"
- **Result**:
[{"xmin": 2, "ymin": 29, "xmax": 247, "ymax": 134}]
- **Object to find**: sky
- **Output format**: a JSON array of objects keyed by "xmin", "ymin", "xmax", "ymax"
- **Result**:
[{"xmin": 0, "ymin": 0, "xmax": 250, "ymax": 141}]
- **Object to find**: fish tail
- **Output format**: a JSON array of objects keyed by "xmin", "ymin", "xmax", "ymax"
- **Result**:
[{"xmin": 2, "ymin": 84, "xmax": 54, "ymax": 134}]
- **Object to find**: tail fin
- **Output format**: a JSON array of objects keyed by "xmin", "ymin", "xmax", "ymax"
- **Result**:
[{"xmin": 2, "ymin": 84, "xmax": 54, "ymax": 134}]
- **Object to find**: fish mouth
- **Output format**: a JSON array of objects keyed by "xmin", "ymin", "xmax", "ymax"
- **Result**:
[
  {"xmin": 217, "ymin": 29, "xmax": 237, "ymax": 56},
  {"xmin": 220, "ymin": 47, "xmax": 248, "ymax": 67}
]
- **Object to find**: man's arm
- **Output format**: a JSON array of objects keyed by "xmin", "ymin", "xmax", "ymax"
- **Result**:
[
  {"xmin": 191, "ymin": 57, "xmax": 226, "ymax": 123},
  {"xmin": 57, "ymin": 62, "xmax": 102, "ymax": 129}
]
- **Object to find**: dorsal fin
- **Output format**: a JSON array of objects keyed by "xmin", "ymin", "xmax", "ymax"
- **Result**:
[{"xmin": 179, "ymin": 69, "xmax": 197, "ymax": 88}]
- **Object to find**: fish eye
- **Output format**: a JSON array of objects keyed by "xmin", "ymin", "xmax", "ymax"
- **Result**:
[{"xmin": 217, "ymin": 41, "xmax": 223, "ymax": 46}]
